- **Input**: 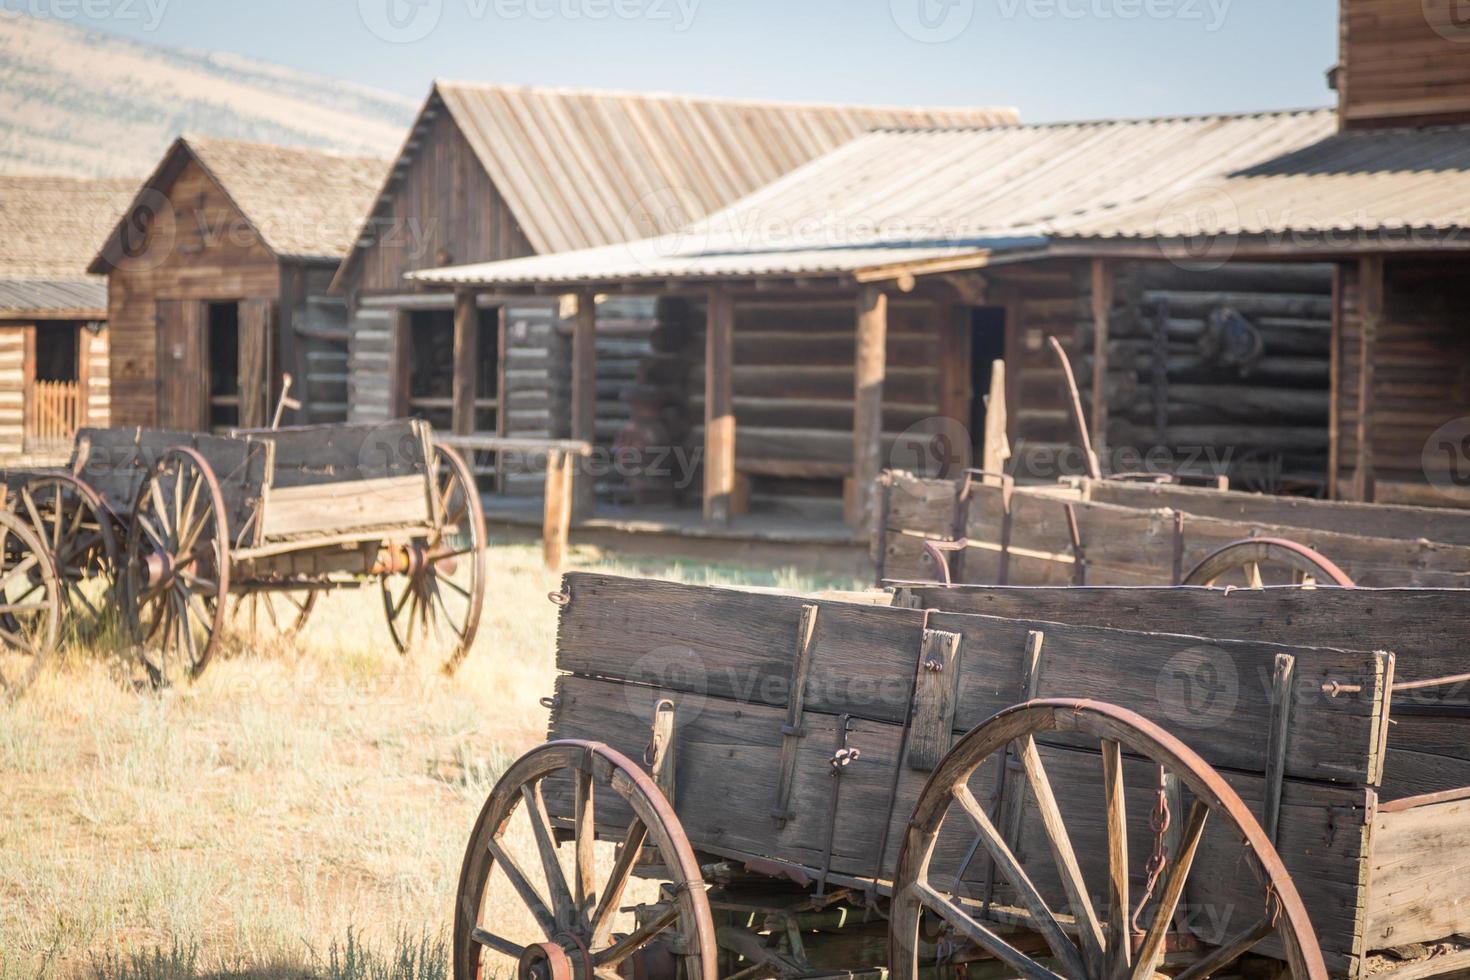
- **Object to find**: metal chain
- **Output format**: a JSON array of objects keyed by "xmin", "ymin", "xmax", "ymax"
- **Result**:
[{"xmin": 1130, "ymin": 763, "xmax": 1173, "ymax": 937}]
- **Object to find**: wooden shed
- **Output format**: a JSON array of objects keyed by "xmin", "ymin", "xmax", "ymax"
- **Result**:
[
  {"xmin": 90, "ymin": 136, "xmax": 388, "ymax": 430},
  {"xmin": 0, "ymin": 175, "xmax": 135, "ymax": 462},
  {"xmin": 330, "ymin": 83, "xmax": 1016, "ymax": 494},
  {"xmin": 409, "ymin": 108, "xmax": 1350, "ymax": 544}
]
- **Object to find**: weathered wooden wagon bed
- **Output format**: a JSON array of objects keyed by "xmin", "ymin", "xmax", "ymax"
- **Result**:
[
  {"xmin": 453, "ymin": 573, "xmax": 1470, "ymax": 980},
  {"xmin": 876, "ymin": 471, "xmax": 1470, "ymax": 589}
]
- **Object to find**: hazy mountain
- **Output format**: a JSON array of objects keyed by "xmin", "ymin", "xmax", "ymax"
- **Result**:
[{"xmin": 0, "ymin": 12, "xmax": 416, "ymax": 177}]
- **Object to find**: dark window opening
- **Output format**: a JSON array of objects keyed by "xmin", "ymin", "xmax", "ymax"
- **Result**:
[
  {"xmin": 970, "ymin": 307, "xmax": 1007, "ymax": 462},
  {"xmin": 208, "ymin": 302, "xmax": 240, "ymax": 430},
  {"xmin": 34, "ymin": 324, "xmax": 79, "ymax": 382},
  {"xmin": 406, "ymin": 308, "xmax": 454, "ymax": 431},
  {"xmin": 474, "ymin": 307, "xmax": 500, "ymax": 433}
]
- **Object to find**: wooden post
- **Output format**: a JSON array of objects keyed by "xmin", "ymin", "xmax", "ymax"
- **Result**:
[
  {"xmin": 1327, "ymin": 265, "xmax": 1342, "ymax": 500},
  {"xmin": 452, "ymin": 290, "xmax": 479, "ymax": 436},
  {"xmin": 704, "ymin": 287, "xmax": 735, "ymax": 523},
  {"xmin": 571, "ymin": 291, "xmax": 597, "ymax": 520},
  {"xmin": 543, "ymin": 448, "xmax": 575, "ymax": 572},
  {"xmin": 851, "ymin": 285, "xmax": 889, "ymax": 532},
  {"xmin": 982, "ymin": 359, "xmax": 1009, "ymax": 483},
  {"xmin": 936, "ymin": 300, "xmax": 971, "ymax": 455},
  {"xmin": 1353, "ymin": 256, "xmax": 1382, "ymax": 503},
  {"xmin": 1090, "ymin": 259, "xmax": 1113, "ymax": 460}
]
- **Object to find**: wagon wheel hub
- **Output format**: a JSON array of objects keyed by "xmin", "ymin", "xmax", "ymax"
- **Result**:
[{"xmin": 518, "ymin": 936, "xmax": 588, "ymax": 980}]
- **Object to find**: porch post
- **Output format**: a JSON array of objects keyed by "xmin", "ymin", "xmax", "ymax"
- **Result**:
[
  {"xmin": 851, "ymin": 284, "xmax": 888, "ymax": 533},
  {"xmin": 1354, "ymin": 255, "xmax": 1383, "ymax": 502},
  {"xmin": 571, "ymin": 290, "xmax": 598, "ymax": 519},
  {"xmin": 451, "ymin": 289, "xmax": 479, "ymax": 436},
  {"xmin": 704, "ymin": 286, "xmax": 735, "ymax": 523},
  {"xmin": 1090, "ymin": 258, "xmax": 1113, "ymax": 460}
]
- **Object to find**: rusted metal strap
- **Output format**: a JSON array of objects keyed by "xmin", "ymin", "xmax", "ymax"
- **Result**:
[
  {"xmin": 1065, "ymin": 503, "xmax": 1087, "ymax": 586},
  {"xmin": 816, "ymin": 715, "xmax": 859, "ymax": 898},
  {"xmin": 772, "ymin": 604, "xmax": 819, "ymax": 827}
]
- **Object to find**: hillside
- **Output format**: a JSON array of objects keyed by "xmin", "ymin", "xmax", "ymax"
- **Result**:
[{"xmin": 0, "ymin": 12, "xmax": 415, "ymax": 178}]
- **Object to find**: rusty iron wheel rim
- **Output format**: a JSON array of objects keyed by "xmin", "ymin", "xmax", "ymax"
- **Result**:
[
  {"xmin": 889, "ymin": 698, "xmax": 1327, "ymax": 980},
  {"xmin": 1183, "ymin": 537, "xmax": 1355, "ymax": 589},
  {"xmin": 378, "ymin": 442, "xmax": 486, "ymax": 674},
  {"xmin": 125, "ymin": 447, "xmax": 232, "ymax": 684},
  {"xmin": 0, "ymin": 509, "xmax": 63, "ymax": 700},
  {"xmin": 18, "ymin": 473, "xmax": 121, "ymax": 639},
  {"xmin": 453, "ymin": 740, "xmax": 717, "ymax": 980}
]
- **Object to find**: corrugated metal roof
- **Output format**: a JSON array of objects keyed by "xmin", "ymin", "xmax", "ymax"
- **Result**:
[
  {"xmin": 0, "ymin": 175, "xmax": 136, "ymax": 279},
  {"xmin": 411, "ymin": 108, "xmax": 1337, "ymax": 288},
  {"xmin": 346, "ymin": 82, "xmax": 1018, "ymax": 270},
  {"xmin": 92, "ymin": 136, "xmax": 390, "ymax": 271},
  {"xmin": 0, "ymin": 278, "xmax": 107, "ymax": 317},
  {"xmin": 1059, "ymin": 122, "xmax": 1470, "ymax": 241}
]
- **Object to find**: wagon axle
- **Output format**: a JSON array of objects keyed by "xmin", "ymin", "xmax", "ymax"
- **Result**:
[{"xmin": 370, "ymin": 541, "xmax": 460, "ymax": 578}]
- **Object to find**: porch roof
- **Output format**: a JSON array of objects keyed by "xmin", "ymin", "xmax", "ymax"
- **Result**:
[{"xmin": 0, "ymin": 278, "xmax": 107, "ymax": 319}]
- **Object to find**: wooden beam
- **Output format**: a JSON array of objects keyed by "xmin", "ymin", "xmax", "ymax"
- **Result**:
[
  {"xmin": 704, "ymin": 287, "xmax": 735, "ymax": 523},
  {"xmin": 1328, "ymin": 264, "xmax": 1342, "ymax": 500},
  {"xmin": 1354, "ymin": 256, "xmax": 1382, "ymax": 503},
  {"xmin": 936, "ymin": 299, "xmax": 971, "ymax": 464},
  {"xmin": 451, "ymin": 290, "xmax": 479, "ymax": 436},
  {"xmin": 851, "ymin": 285, "xmax": 889, "ymax": 532},
  {"xmin": 1090, "ymin": 259, "xmax": 1113, "ymax": 457},
  {"xmin": 571, "ymin": 291, "xmax": 597, "ymax": 519}
]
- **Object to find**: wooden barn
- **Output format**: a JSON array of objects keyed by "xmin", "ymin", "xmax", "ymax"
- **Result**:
[
  {"xmin": 408, "ymin": 108, "xmax": 1347, "ymax": 542},
  {"xmin": 90, "ymin": 136, "xmax": 388, "ymax": 431},
  {"xmin": 0, "ymin": 175, "xmax": 135, "ymax": 462},
  {"xmin": 331, "ymin": 83, "xmax": 1015, "ymax": 494}
]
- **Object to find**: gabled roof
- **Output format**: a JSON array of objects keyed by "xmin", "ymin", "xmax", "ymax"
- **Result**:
[
  {"xmin": 332, "ymin": 82, "xmax": 1018, "ymax": 290},
  {"xmin": 90, "ymin": 136, "xmax": 389, "ymax": 273},
  {"xmin": 0, "ymin": 175, "xmax": 136, "ymax": 317},
  {"xmin": 409, "ymin": 108, "xmax": 1339, "ymax": 289}
]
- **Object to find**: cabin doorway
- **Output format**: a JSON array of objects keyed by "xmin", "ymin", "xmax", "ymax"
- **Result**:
[
  {"xmin": 206, "ymin": 302, "xmax": 241, "ymax": 430},
  {"xmin": 403, "ymin": 305, "xmax": 502, "ymax": 434},
  {"xmin": 26, "ymin": 323, "xmax": 83, "ymax": 450},
  {"xmin": 969, "ymin": 306, "xmax": 1007, "ymax": 465}
]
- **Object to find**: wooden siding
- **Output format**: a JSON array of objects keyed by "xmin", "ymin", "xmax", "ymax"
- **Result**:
[
  {"xmin": 83, "ymin": 325, "xmax": 109, "ymax": 427},
  {"xmin": 281, "ymin": 262, "xmax": 349, "ymax": 424},
  {"xmin": 342, "ymin": 106, "xmax": 536, "ymax": 298},
  {"xmin": 1340, "ymin": 0, "xmax": 1470, "ymax": 128},
  {"xmin": 1335, "ymin": 255, "xmax": 1470, "ymax": 502},
  {"xmin": 0, "ymin": 326, "xmax": 24, "ymax": 453},
  {"xmin": 105, "ymin": 157, "xmax": 281, "ymax": 427}
]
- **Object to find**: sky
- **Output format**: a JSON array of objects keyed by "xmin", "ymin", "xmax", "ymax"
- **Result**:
[{"xmin": 56, "ymin": 0, "xmax": 1339, "ymax": 121}]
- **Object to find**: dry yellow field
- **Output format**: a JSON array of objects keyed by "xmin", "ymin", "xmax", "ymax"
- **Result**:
[{"xmin": 0, "ymin": 540, "xmax": 857, "ymax": 980}]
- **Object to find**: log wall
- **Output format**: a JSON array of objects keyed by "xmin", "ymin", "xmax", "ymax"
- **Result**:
[
  {"xmin": 1340, "ymin": 0, "xmax": 1470, "ymax": 129},
  {"xmin": 0, "ymin": 325, "xmax": 25, "ymax": 453},
  {"xmin": 1335, "ymin": 256, "xmax": 1470, "ymax": 505}
]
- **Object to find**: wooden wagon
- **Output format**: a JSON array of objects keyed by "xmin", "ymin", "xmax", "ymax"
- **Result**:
[
  {"xmin": 97, "ymin": 418, "xmax": 488, "ymax": 680},
  {"xmin": 453, "ymin": 572, "xmax": 1470, "ymax": 980},
  {"xmin": 876, "ymin": 471, "xmax": 1470, "ymax": 589}
]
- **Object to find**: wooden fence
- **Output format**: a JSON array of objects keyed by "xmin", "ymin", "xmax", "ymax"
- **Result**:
[{"xmin": 27, "ymin": 380, "xmax": 81, "ymax": 449}]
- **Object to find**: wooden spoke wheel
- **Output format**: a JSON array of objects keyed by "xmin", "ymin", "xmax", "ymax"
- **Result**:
[
  {"xmin": 380, "ymin": 443, "xmax": 486, "ymax": 674},
  {"xmin": 17, "ymin": 474, "xmax": 121, "ymax": 638},
  {"xmin": 890, "ymin": 699, "xmax": 1327, "ymax": 980},
  {"xmin": 1183, "ymin": 537, "xmax": 1355, "ymax": 589},
  {"xmin": 454, "ymin": 740, "xmax": 717, "ymax": 980},
  {"xmin": 125, "ymin": 447, "xmax": 231, "ymax": 684},
  {"xmin": 228, "ymin": 589, "xmax": 319, "ymax": 642},
  {"xmin": 0, "ymin": 510, "xmax": 62, "ymax": 699}
]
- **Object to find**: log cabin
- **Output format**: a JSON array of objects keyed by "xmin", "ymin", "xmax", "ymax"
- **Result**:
[
  {"xmin": 90, "ymin": 136, "xmax": 388, "ymax": 431},
  {"xmin": 412, "ymin": 0, "xmax": 1470, "ymax": 560},
  {"xmin": 330, "ymin": 83, "xmax": 1016, "ymax": 495},
  {"xmin": 0, "ymin": 175, "xmax": 135, "ymax": 463}
]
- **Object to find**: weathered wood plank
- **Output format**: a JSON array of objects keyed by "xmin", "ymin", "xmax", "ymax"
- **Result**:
[{"xmin": 1366, "ymin": 796, "xmax": 1470, "ymax": 949}]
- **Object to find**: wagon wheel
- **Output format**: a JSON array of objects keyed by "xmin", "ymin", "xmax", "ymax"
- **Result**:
[
  {"xmin": 0, "ymin": 511, "xmax": 62, "ymax": 699},
  {"xmin": 1183, "ymin": 537, "xmax": 1355, "ymax": 589},
  {"xmin": 380, "ymin": 443, "xmax": 486, "ymax": 674},
  {"xmin": 454, "ymin": 740, "xmax": 717, "ymax": 980},
  {"xmin": 228, "ymin": 589, "xmax": 319, "ymax": 642},
  {"xmin": 18, "ymin": 474, "xmax": 121, "ymax": 638},
  {"xmin": 891, "ymin": 699, "xmax": 1327, "ymax": 980},
  {"xmin": 125, "ymin": 447, "xmax": 231, "ymax": 684}
]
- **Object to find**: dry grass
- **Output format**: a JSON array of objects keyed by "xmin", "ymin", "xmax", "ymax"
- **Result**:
[{"xmin": 0, "ymin": 539, "xmax": 861, "ymax": 980}]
